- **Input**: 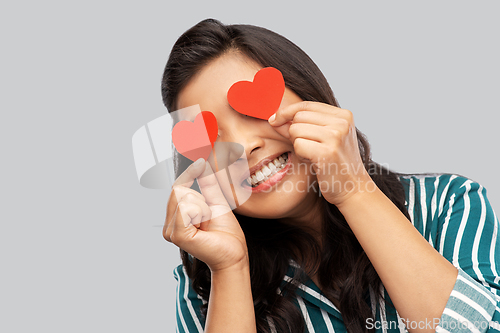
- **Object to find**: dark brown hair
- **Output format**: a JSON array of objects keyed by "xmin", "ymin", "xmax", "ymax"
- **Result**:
[{"xmin": 162, "ymin": 18, "xmax": 410, "ymax": 333}]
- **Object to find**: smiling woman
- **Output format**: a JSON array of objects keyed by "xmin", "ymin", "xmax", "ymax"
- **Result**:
[{"xmin": 161, "ymin": 19, "xmax": 500, "ymax": 333}]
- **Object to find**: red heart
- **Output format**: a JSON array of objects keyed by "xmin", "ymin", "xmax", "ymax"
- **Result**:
[
  {"xmin": 227, "ymin": 67, "xmax": 285, "ymax": 120},
  {"xmin": 172, "ymin": 111, "xmax": 218, "ymax": 162}
]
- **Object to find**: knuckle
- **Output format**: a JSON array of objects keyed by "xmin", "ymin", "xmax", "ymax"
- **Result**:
[
  {"xmin": 169, "ymin": 232, "xmax": 179, "ymax": 244},
  {"xmin": 172, "ymin": 185, "xmax": 184, "ymax": 196},
  {"xmin": 177, "ymin": 201, "xmax": 189, "ymax": 212},
  {"xmin": 293, "ymin": 137, "xmax": 305, "ymax": 153},
  {"xmin": 343, "ymin": 109, "xmax": 354, "ymax": 122},
  {"xmin": 184, "ymin": 192, "xmax": 197, "ymax": 202},
  {"xmin": 293, "ymin": 136, "xmax": 303, "ymax": 146},
  {"xmin": 338, "ymin": 119, "xmax": 350, "ymax": 135},
  {"xmin": 329, "ymin": 129, "xmax": 341, "ymax": 140},
  {"xmin": 293, "ymin": 111, "xmax": 307, "ymax": 122},
  {"xmin": 299, "ymin": 101, "xmax": 311, "ymax": 111},
  {"xmin": 162, "ymin": 222, "xmax": 173, "ymax": 242},
  {"xmin": 325, "ymin": 144, "xmax": 337, "ymax": 156}
]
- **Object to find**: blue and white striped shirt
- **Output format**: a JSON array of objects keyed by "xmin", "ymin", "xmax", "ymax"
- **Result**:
[{"xmin": 173, "ymin": 174, "xmax": 500, "ymax": 332}]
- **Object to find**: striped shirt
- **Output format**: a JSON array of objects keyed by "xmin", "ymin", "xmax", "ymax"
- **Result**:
[{"xmin": 173, "ymin": 174, "xmax": 500, "ymax": 332}]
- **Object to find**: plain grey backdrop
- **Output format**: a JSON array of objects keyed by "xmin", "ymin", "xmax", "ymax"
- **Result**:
[{"xmin": 2, "ymin": 1, "xmax": 499, "ymax": 332}]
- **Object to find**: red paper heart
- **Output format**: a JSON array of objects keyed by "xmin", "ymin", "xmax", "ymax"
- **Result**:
[
  {"xmin": 172, "ymin": 111, "xmax": 218, "ymax": 162},
  {"xmin": 227, "ymin": 67, "xmax": 285, "ymax": 120}
]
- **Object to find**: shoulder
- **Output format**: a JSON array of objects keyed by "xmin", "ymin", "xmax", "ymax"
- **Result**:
[
  {"xmin": 399, "ymin": 173, "xmax": 499, "ymax": 259},
  {"xmin": 398, "ymin": 173, "xmax": 495, "ymax": 237},
  {"xmin": 398, "ymin": 173, "xmax": 472, "ymax": 197},
  {"xmin": 398, "ymin": 173, "xmax": 487, "ymax": 212}
]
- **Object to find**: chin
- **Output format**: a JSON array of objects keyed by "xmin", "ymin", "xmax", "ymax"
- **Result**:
[{"xmin": 234, "ymin": 192, "xmax": 307, "ymax": 220}]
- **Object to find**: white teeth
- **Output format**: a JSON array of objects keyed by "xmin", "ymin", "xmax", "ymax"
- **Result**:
[
  {"xmin": 262, "ymin": 166, "xmax": 272, "ymax": 177},
  {"xmin": 246, "ymin": 153, "xmax": 289, "ymax": 187}
]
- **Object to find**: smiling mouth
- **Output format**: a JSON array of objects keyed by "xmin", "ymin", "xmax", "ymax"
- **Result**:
[{"xmin": 243, "ymin": 152, "xmax": 290, "ymax": 188}]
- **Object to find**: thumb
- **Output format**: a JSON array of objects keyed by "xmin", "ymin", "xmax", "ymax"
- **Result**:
[
  {"xmin": 269, "ymin": 121, "xmax": 292, "ymax": 140},
  {"xmin": 172, "ymin": 158, "xmax": 207, "ymax": 188},
  {"xmin": 197, "ymin": 161, "xmax": 231, "ymax": 210}
]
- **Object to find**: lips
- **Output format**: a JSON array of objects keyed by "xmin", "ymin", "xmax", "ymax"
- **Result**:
[
  {"xmin": 246, "ymin": 152, "xmax": 289, "ymax": 186},
  {"xmin": 240, "ymin": 151, "xmax": 291, "ymax": 192}
]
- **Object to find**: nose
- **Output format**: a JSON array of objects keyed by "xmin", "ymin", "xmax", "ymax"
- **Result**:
[{"xmin": 222, "ymin": 118, "xmax": 265, "ymax": 158}]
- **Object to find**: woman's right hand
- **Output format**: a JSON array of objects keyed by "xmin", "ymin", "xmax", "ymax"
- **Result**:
[{"xmin": 163, "ymin": 158, "xmax": 249, "ymax": 272}]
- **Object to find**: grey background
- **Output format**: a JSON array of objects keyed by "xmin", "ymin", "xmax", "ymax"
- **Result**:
[{"xmin": 2, "ymin": 1, "xmax": 499, "ymax": 332}]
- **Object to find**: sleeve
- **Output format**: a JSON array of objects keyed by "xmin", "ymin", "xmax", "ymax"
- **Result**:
[
  {"xmin": 435, "ymin": 177, "xmax": 500, "ymax": 332},
  {"xmin": 173, "ymin": 264, "xmax": 206, "ymax": 333}
]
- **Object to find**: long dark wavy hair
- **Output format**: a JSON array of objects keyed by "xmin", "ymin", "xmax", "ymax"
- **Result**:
[{"xmin": 162, "ymin": 18, "xmax": 410, "ymax": 333}]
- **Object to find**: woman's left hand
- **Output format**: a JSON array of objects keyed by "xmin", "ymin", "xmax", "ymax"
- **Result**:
[{"xmin": 268, "ymin": 101, "xmax": 375, "ymax": 207}]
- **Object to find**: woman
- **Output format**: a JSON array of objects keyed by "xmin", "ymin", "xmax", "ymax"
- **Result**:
[{"xmin": 161, "ymin": 19, "xmax": 500, "ymax": 333}]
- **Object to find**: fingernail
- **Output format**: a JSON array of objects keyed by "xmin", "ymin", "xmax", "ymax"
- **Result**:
[
  {"xmin": 268, "ymin": 113, "xmax": 276, "ymax": 123},
  {"xmin": 194, "ymin": 158, "xmax": 205, "ymax": 167}
]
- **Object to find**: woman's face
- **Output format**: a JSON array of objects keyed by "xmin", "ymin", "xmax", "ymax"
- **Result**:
[{"xmin": 176, "ymin": 52, "xmax": 320, "ymax": 220}]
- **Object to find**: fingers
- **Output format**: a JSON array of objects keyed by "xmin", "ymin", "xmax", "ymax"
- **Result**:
[
  {"xmin": 172, "ymin": 186, "xmax": 206, "ymax": 206},
  {"xmin": 293, "ymin": 137, "xmax": 324, "ymax": 162},
  {"xmin": 180, "ymin": 192, "xmax": 212, "ymax": 225},
  {"xmin": 165, "ymin": 185, "xmax": 212, "ymax": 243},
  {"xmin": 288, "ymin": 122, "xmax": 325, "ymax": 144},
  {"xmin": 172, "ymin": 158, "xmax": 228, "ymax": 208},
  {"xmin": 268, "ymin": 101, "xmax": 350, "ymax": 127},
  {"xmin": 197, "ymin": 162, "xmax": 231, "ymax": 209},
  {"xmin": 166, "ymin": 157, "xmax": 209, "ymax": 232},
  {"xmin": 165, "ymin": 161, "xmax": 231, "ymax": 243},
  {"xmin": 268, "ymin": 101, "xmax": 327, "ymax": 126},
  {"xmin": 289, "ymin": 117, "xmax": 352, "ymax": 141},
  {"xmin": 163, "ymin": 202, "xmax": 199, "ymax": 244},
  {"xmin": 166, "ymin": 161, "xmax": 206, "ymax": 224},
  {"xmin": 172, "ymin": 158, "xmax": 206, "ymax": 188},
  {"xmin": 292, "ymin": 110, "xmax": 332, "ymax": 126},
  {"xmin": 166, "ymin": 157, "xmax": 232, "ymax": 241},
  {"xmin": 163, "ymin": 196, "xmax": 211, "ymax": 244}
]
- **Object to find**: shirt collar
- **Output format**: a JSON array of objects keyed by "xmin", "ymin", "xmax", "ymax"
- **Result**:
[{"xmin": 279, "ymin": 260, "xmax": 343, "ymax": 320}]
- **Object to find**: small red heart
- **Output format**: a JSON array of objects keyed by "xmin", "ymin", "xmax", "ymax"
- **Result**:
[
  {"xmin": 172, "ymin": 111, "xmax": 218, "ymax": 162},
  {"xmin": 227, "ymin": 67, "xmax": 285, "ymax": 120}
]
